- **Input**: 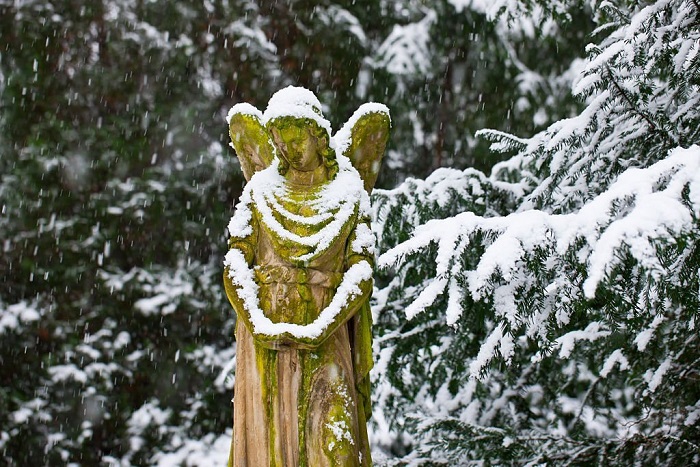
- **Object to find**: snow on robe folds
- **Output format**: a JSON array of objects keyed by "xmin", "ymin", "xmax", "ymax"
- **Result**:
[{"xmin": 224, "ymin": 154, "xmax": 374, "ymax": 340}]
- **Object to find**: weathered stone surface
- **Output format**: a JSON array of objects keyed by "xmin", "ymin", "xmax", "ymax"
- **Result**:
[{"xmin": 223, "ymin": 87, "xmax": 389, "ymax": 466}]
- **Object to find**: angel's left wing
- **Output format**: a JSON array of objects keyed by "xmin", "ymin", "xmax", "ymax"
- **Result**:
[
  {"xmin": 227, "ymin": 103, "xmax": 275, "ymax": 181},
  {"xmin": 334, "ymin": 103, "xmax": 390, "ymax": 194}
]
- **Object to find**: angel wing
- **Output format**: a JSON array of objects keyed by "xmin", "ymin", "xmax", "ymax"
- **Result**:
[
  {"xmin": 334, "ymin": 103, "xmax": 391, "ymax": 194},
  {"xmin": 227, "ymin": 103, "xmax": 275, "ymax": 181}
]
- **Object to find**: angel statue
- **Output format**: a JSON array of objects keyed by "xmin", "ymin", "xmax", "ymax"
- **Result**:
[{"xmin": 223, "ymin": 86, "xmax": 390, "ymax": 467}]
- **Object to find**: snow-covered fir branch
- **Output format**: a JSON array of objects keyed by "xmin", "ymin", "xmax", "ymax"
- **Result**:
[{"xmin": 372, "ymin": 1, "xmax": 700, "ymax": 464}]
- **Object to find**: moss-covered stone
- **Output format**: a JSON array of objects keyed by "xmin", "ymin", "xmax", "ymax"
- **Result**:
[
  {"xmin": 225, "ymin": 88, "xmax": 387, "ymax": 466},
  {"xmin": 342, "ymin": 112, "xmax": 390, "ymax": 193},
  {"xmin": 228, "ymin": 113, "xmax": 275, "ymax": 181}
]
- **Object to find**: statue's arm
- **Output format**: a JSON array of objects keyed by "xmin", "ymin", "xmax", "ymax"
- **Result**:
[
  {"xmin": 224, "ymin": 216, "xmax": 297, "ymax": 349},
  {"xmin": 223, "ymin": 219, "xmax": 257, "ymax": 335}
]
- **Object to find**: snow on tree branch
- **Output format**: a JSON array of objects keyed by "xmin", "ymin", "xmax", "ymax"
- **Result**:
[
  {"xmin": 478, "ymin": 0, "xmax": 700, "ymax": 213},
  {"xmin": 380, "ymin": 145, "xmax": 700, "ymax": 329}
]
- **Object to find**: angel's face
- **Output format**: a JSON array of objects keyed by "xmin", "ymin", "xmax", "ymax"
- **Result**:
[{"xmin": 269, "ymin": 120, "xmax": 322, "ymax": 172}]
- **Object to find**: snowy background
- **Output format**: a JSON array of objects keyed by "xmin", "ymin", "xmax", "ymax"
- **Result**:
[{"xmin": 1, "ymin": 0, "xmax": 699, "ymax": 465}]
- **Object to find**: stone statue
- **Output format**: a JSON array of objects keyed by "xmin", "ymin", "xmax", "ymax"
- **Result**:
[{"xmin": 223, "ymin": 86, "xmax": 390, "ymax": 466}]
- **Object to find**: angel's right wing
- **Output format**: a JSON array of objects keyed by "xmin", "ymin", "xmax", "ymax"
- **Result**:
[{"xmin": 227, "ymin": 103, "xmax": 275, "ymax": 181}]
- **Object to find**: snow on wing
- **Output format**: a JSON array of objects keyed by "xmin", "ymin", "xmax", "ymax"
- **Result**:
[
  {"xmin": 227, "ymin": 103, "xmax": 275, "ymax": 181},
  {"xmin": 334, "ymin": 103, "xmax": 390, "ymax": 194}
]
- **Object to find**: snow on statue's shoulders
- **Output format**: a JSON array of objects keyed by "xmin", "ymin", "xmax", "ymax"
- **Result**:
[
  {"xmin": 248, "ymin": 160, "xmax": 286, "ymax": 191},
  {"xmin": 227, "ymin": 162, "xmax": 285, "ymax": 238},
  {"xmin": 327, "ymin": 158, "xmax": 373, "ymax": 217},
  {"xmin": 315, "ymin": 163, "xmax": 364, "ymax": 206},
  {"xmin": 244, "ymin": 158, "xmax": 364, "ymax": 212},
  {"xmin": 227, "ymin": 158, "xmax": 370, "ymax": 261}
]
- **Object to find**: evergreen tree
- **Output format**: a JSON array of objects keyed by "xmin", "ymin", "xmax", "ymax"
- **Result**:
[
  {"xmin": 372, "ymin": 0, "xmax": 700, "ymax": 464},
  {"xmin": 365, "ymin": 0, "xmax": 593, "ymax": 184}
]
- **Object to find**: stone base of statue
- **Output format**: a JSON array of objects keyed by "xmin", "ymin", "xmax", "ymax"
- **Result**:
[{"xmin": 223, "ymin": 87, "xmax": 389, "ymax": 466}]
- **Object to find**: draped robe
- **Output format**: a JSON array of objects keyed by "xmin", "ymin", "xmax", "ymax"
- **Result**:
[{"xmin": 224, "ymin": 177, "xmax": 374, "ymax": 467}]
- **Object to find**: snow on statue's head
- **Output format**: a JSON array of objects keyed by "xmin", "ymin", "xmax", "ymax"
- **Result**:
[{"xmin": 262, "ymin": 86, "xmax": 338, "ymax": 178}]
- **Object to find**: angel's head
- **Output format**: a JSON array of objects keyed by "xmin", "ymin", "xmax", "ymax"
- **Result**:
[
  {"xmin": 266, "ymin": 117, "xmax": 338, "ymax": 178},
  {"xmin": 263, "ymin": 87, "xmax": 338, "ymax": 179}
]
